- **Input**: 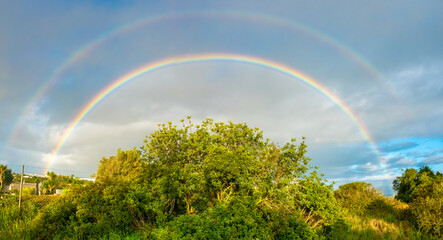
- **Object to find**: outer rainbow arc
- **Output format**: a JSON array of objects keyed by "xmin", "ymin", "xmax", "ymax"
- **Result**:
[
  {"xmin": 8, "ymin": 10, "xmax": 394, "ymax": 154},
  {"xmin": 5, "ymin": 11, "xmax": 391, "ymax": 166},
  {"xmin": 45, "ymin": 53, "xmax": 380, "ymax": 174}
]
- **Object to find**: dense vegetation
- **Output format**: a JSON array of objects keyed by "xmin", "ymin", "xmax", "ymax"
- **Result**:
[
  {"xmin": 0, "ymin": 164, "xmax": 13, "ymax": 191},
  {"xmin": 0, "ymin": 118, "xmax": 441, "ymax": 239},
  {"xmin": 393, "ymin": 166, "xmax": 442, "ymax": 236}
]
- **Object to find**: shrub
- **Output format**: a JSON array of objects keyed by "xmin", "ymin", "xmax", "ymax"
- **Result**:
[
  {"xmin": 410, "ymin": 179, "xmax": 442, "ymax": 237},
  {"xmin": 334, "ymin": 182, "xmax": 382, "ymax": 215},
  {"xmin": 26, "ymin": 118, "xmax": 339, "ymax": 239}
]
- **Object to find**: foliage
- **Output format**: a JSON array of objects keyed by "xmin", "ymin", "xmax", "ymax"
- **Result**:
[
  {"xmin": 331, "ymin": 167, "xmax": 442, "ymax": 239},
  {"xmin": 28, "ymin": 163, "xmax": 153, "ymax": 239},
  {"xmin": 96, "ymin": 148, "xmax": 144, "ymax": 184},
  {"xmin": 0, "ymin": 195, "xmax": 57, "ymax": 239},
  {"xmin": 148, "ymin": 198, "xmax": 317, "ymax": 240},
  {"xmin": 3, "ymin": 119, "xmax": 442, "ymax": 239},
  {"xmin": 393, "ymin": 166, "xmax": 442, "ymax": 203},
  {"xmin": 41, "ymin": 171, "xmax": 89, "ymax": 195},
  {"xmin": 409, "ymin": 176, "xmax": 443, "ymax": 237},
  {"xmin": 140, "ymin": 118, "xmax": 338, "ymax": 227},
  {"xmin": 22, "ymin": 187, "xmax": 36, "ymax": 196},
  {"xmin": 27, "ymin": 118, "xmax": 338, "ymax": 239},
  {"xmin": 0, "ymin": 164, "xmax": 13, "ymax": 192},
  {"xmin": 333, "ymin": 182, "xmax": 422, "ymax": 239},
  {"xmin": 334, "ymin": 182, "xmax": 383, "ymax": 215},
  {"xmin": 392, "ymin": 166, "xmax": 442, "ymax": 237}
]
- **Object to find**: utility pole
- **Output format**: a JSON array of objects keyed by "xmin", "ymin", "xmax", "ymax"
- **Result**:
[{"xmin": 18, "ymin": 165, "xmax": 24, "ymax": 211}]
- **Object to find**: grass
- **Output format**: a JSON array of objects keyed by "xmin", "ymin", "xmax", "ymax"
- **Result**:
[
  {"xmin": 333, "ymin": 195, "xmax": 440, "ymax": 240},
  {"xmin": 0, "ymin": 194, "xmax": 58, "ymax": 240}
]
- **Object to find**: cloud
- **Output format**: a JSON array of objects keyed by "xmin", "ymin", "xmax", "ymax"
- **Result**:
[
  {"xmin": 379, "ymin": 142, "xmax": 419, "ymax": 153},
  {"xmin": 421, "ymin": 155, "xmax": 443, "ymax": 165},
  {"xmin": 378, "ymin": 138, "xmax": 443, "ymax": 172},
  {"xmin": 332, "ymin": 174, "xmax": 397, "ymax": 182},
  {"xmin": 355, "ymin": 162, "xmax": 380, "ymax": 173},
  {"xmin": 407, "ymin": 148, "xmax": 443, "ymax": 159},
  {"xmin": 42, "ymin": 152, "xmax": 74, "ymax": 168},
  {"xmin": 79, "ymin": 62, "xmax": 366, "ymax": 144},
  {"xmin": 386, "ymin": 156, "xmax": 416, "ymax": 168}
]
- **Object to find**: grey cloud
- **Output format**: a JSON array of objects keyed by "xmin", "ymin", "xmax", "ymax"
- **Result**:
[
  {"xmin": 386, "ymin": 156, "xmax": 416, "ymax": 168},
  {"xmin": 358, "ymin": 63, "xmax": 443, "ymax": 141},
  {"xmin": 421, "ymin": 155, "xmax": 443, "ymax": 165},
  {"xmin": 380, "ymin": 142, "xmax": 419, "ymax": 153},
  {"xmin": 407, "ymin": 148, "xmax": 443, "ymax": 159}
]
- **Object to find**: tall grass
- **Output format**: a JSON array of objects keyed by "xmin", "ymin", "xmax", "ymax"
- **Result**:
[
  {"xmin": 334, "ymin": 196, "xmax": 440, "ymax": 240},
  {"xmin": 0, "ymin": 195, "xmax": 57, "ymax": 239}
]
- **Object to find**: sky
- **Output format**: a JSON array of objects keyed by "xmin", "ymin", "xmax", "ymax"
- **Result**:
[{"xmin": 1, "ymin": 0, "xmax": 442, "ymax": 195}]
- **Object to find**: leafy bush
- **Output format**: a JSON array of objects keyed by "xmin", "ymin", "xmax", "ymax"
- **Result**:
[
  {"xmin": 0, "ymin": 164, "xmax": 13, "ymax": 192},
  {"xmin": 393, "ymin": 166, "xmax": 442, "ymax": 237},
  {"xmin": 409, "ymin": 178, "xmax": 442, "ymax": 237},
  {"xmin": 334, "ymin": 182, "xmax": 382, "ymax": 215},
  {"xmin": 22, "ymin": 187, "xmax": 36, "ymax": 196},
  {"xmin": 27, "ymin": 118, "xmax": 339, "ymax": 239},
  {"xmin": 393, "ymin": 166, "xmax": 442, "ymax": 203},
  {"xmin": 29, "ymin": 180, "xmax": 152, "ymax": 239}
]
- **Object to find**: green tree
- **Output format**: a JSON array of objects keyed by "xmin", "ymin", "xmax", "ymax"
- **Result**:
[
  {"xmin": 42, "ymin": 171, "xmax": 57, "ymax": 195},
  {"xmin": 40, "ymin": 171, "xmax": 86, "ymax": 195},
  {"xmin": 140, "ymin": 118, "xmax": 339, "ymax": 225},
  {"xmin": 0, "ymin": 165, "xmax": 13, "ymax": 192},
  {"xmin": 334, "ymin": 182, "xmax": 383, "ymax": 215},
  {"xmin": 30, "ymin": 118, "xmax": 339, "ymax": 239},
  {"xmin": 393, "ymin": 166, "xmax": 442, "ymax": 237},
  {"xmin": 410, "ymin": 177, "xmax": 443, "ymax": 237},
  {"xmin": 95, "ymin": 148, "xmax": 143, "ymax": 184},
  {"xmin": 393, "ymin": 166, "xmax": 441, "ymax": 203}
]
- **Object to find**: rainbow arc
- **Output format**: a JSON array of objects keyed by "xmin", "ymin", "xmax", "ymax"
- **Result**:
[{"xmin": 44, "ymin": 53, "xmax": 380, "ymax": 174}]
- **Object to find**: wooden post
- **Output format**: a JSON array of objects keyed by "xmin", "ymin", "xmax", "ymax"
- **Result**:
[{"xmin": 18, "ymin": 165, "xmax": 24, "ymax": 211}]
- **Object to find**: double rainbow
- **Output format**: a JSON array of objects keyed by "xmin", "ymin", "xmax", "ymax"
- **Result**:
[{"xmin": 6, "ymin": 11, "xmax": 393, "ymax": 156}]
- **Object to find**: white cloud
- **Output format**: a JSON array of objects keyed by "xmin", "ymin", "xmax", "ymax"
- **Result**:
[
  {"xmin": 357, "ymin": 162, "xmax": 380, "ymax": 172},
  {"xmin": 394, "ymin": 158, "xmax": 415, "ymax": 166},
  {"xmin": 42, "ymin": 152, "xmax": 74, "ymax": 167},
  {"xmin": 331, "ymin": 173, "xmax": 397, "ymax": 182}
]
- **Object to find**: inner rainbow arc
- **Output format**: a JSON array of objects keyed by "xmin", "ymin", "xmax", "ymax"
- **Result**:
[{"xmin": 44, "ymin": 53, "xmax": 380, "ymax": 174}]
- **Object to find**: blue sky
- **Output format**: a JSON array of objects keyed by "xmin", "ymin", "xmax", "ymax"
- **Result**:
[{"xmin": 1, "ymin": 0, "xmax": 442, "ymax": 195}]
